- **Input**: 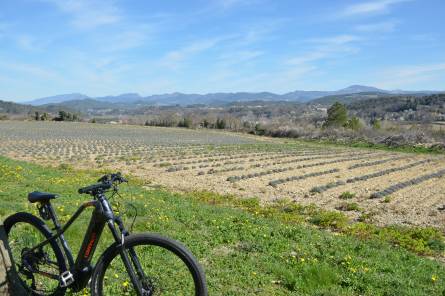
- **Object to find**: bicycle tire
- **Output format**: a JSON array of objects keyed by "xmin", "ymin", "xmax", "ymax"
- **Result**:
[
  {"xmin": 3, "ymin": 212, "xmax": 67, "ymax": 296},
  {"xmin": 91, "ymin": 233, "xmax": 207, "ymax": 296}
]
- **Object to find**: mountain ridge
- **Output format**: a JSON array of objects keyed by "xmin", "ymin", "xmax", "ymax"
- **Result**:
[{"xmin": 24, "ymin": 85, "xmax": 443, "ymax": 106}]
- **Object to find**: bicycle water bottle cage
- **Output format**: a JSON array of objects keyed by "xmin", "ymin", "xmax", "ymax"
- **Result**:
[{"xmin": 37, "ymin": 202, "xmax": 52, "ymax": 220}]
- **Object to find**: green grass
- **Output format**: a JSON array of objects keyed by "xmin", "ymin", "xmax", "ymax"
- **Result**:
[
  {"xmin": 0, "ymin": 156, "xmax": 445, "ymax": 295},
  {"xmin": 279, "ymin": 136, "xmax": 445, "ymax": 155},
  {"xmin": 308, "ymin": 138, "xmax": 444, "ymax": 154}
]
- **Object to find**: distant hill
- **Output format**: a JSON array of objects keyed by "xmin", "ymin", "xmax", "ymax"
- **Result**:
[
  {"xmin": 309, "ymin": 92, "xmax": 391, "ymax": 105},
  {"xmin": 21, "ymin": 85, "xmax": 444, "ymax": 110},
  {"xmin": 0, "ymin": 99, "xmax": 76, "ymax": 116},
  {"xmin": 41, "ymin": 98, "xmax": 112, "ymax": 113},
  {"xmin": 0, "ymin": 100, "xmax": 43, "ymax": 114},
  {"xmin": 347, "ymin": 93, "xmax": 445, "ymax": 116},
  {"xmin": 310, "ymin": 91, "xmax": 440, "ymax": 106},
  {"xmin": 94, "ymin": 93, "xmax": 144, "ymax": 104},
  {"xmin": 25, "ymin": 93, "xmax": 89, "ymax": 105},
  {"xmin": 283, "ymin": 85, "xmax": 388, "ymax": 102}
]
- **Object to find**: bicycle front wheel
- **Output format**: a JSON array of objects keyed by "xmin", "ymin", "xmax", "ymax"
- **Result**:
[{"xmin": 91, "ymin": 233, "xmax": 207, "ymax": 296}]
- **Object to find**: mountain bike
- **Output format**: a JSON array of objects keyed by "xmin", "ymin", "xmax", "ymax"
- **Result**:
[{"xmin": 3, "ymin": 173, "xmax": 207, "ymax": 295}]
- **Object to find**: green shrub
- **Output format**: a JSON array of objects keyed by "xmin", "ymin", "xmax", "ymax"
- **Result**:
[
  {"xmin": 339, "ymin": 191, "xmax": 356, "ymax": 199},
  {"xmin": 309, "ymin": 211, "xmax": 348, "ymax": 230},
  {"xmin": 58, "ymin": 163, "xmax": 73, "ymax": 171},
  {"xmin": 344, "ymin": 116, "xmax": 363, "ymax": 131},
  {"xmin": 382, "ymin": 196, "xmax": 392, "ymax": 203},
  {"xmin": 337, "ymin": 202, "xmax": 360, "ymax": 211}
]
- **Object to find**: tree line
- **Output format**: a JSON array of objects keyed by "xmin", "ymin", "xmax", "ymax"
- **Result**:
[{"xmin": 34, "ymin": 110, "xmax": 80, "ymax": 122}]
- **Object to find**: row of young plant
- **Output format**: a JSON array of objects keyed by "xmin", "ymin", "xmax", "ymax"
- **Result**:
[
  {"xmin": 198, "ymin": 166, "xmax": 246, "ymax": 175},
  {"xmin": 167, "ymin": 160, "xmax": 247, "ymax": 173},
  {"xmin": 348, "ymin": 155, "xmax": 409, "ymax": 169},
  {"xmin": 347, "ymin": 159, "xmax": 431, "ymax": 183},
  {"xmin": 163, "ymin": 148, "xmax": 340, "ymax": 173},
  {"xmin": 268, "ymin": 168, "xmax": 340, "ymax": 187},
  {"xmin": 167, "ymin": 145, "xmax": 338, "ymax": 167},
  {"xmin": 310, "ymin": 180, "xmax": 347, "ymax": 193},
  {"xmin": 2, "ymin": 141, "xmax": 211, "ymax": 162},
  {"xmin": 164, "ymin": 152, "xmax": 276, "ymax": 172},
  {"xmin": 162, "ymin": 151, "xmax": 285, "ymax": 167},
  {"xmin": 201, "ymin": 149, "xmax": 343, "ymax": 172},
  {"xmin": 148, "ymin": 143, "xmax": 305, "ymax": 164},
  {"xmin": 147, "ymin": 144, "xmax": 263, "ymax": 163},
  {"xmin": 226, "ymin": 154, "xmax": 374, "ymax": 183},
  {"xmin": 194, "ymin": 153, "xmax": 326, "ymax": 175},
  {"xmin": 254, "ymin": 150, "xmax": 374, "ymax": 169},
  {"xmin": 370, "ymin": 168, "xmax": 445, "ymax": 198},
  {"xmin": 310, "ymin": 159, "xmax": 432, "ymax": 193}
]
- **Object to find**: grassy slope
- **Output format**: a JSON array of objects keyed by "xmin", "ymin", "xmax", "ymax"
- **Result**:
[{"xmin": 0, "ymin": 156, "xmax": 444, "ymax": 295}]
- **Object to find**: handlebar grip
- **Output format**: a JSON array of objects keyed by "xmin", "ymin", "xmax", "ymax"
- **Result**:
[
  {"xmin": 78, "ymin": 183, "xmax": 111, "ymax": 194},
  {"xmin": 97, "ymin": 172, "xmax": 127, "ymax": 183}
]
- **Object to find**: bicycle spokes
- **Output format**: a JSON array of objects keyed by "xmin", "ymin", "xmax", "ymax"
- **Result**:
[
  {"xmin": 8, "ymin": 222, "xmax": 62, "ymax": 294},
  {"xmin": 102, "ymin": 244, "xmax": 196, "ymax": 295}
]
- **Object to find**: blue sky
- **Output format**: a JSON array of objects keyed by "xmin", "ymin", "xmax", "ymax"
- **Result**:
[{"xmin": 0, "ymin": 0, "xmax": 444, "ymax": 101}]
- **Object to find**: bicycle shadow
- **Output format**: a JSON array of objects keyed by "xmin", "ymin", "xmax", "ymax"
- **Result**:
[{"xmin": 0, "ymin": 224, "xmax": 27, "ymax": 295}]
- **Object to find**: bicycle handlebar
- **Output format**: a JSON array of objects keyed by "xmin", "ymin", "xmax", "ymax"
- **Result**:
[{"xmin": 78, "ymin": 172, "xmax": 127, "ymax": 195}]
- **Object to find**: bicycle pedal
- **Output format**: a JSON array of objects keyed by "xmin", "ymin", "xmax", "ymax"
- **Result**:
[{"xmin": 60, "ymin": 270, "xmax": 75, "ymax": 287}]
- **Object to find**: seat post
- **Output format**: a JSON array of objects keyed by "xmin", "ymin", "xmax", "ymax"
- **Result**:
[{"xmin": 45, "ymin": 201, "xmax": 61, "ymax": 230}]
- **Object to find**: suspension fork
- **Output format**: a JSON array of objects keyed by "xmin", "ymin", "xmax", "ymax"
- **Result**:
[
  {"xmin": 99, "ymin": 195, "xmax": 144, "ymax": 295},
  {"xmin": 115, "ymin": 216, "xmax": 147, "ymax": 281},
  {"xmin": 107, "ymin": 219, "xmax": 144, "ymax": 296}
]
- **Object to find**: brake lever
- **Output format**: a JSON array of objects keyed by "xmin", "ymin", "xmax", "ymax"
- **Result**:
[{"xmin": 98, "ymin": 174, "xmax": 110, "ymax": 183}]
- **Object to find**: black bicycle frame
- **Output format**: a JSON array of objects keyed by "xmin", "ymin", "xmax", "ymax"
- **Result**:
[{"xmin": 24, "ymin": 192, "xmax": 145, "ymax": 294}]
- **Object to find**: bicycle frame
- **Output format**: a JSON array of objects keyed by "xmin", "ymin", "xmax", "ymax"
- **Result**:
[{"xmin": 23, "ymin": 192, "xmax": 145, "ymax": 293}]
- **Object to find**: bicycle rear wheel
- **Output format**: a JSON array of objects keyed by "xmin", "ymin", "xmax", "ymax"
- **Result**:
[
  {"xmin": 91, "ymin": 233, "xmax": 207, "ymax": 296},
  {"xmin": 3, "ymin": 212, "xmax": 67, "ymax": 296}
]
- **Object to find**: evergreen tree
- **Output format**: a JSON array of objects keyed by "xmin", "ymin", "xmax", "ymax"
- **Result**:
[
  {"xmin": 323, "ymin": 102, "xmax": 348, "ymax": 128},
  {"xmin": 216, "ymin": 118, "xmax": 226, "ymax": 129}
]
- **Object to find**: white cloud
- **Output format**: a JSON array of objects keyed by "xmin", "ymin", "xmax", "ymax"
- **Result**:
[
  {"xmin": 390, "ymin": 63, "xmax": 445, "ymax": 77},
  {"xmin": 95, "ymin": 26, "xmax": 153, "ymax": 52},
  {"xmin": 207, "ymin": 63, "xmax": 319, "ymax": 93},
  {"xmin": 44, "ymin": 0, "xmax": 121, "ymax": 29},
  {"xmin": 308, "ymin": 34, "xmax": 361, "ymax": 45},
  {"xmin": 288, "ymin": 34, "xmax": 361, "ymax": 66},
  {"xmin": 342, "ymin": 0, "xmax": 410, "ymax": 17},
  {"xmin": 159, "ymin": 36, "xmax": 235, "ymax": 70},
  {"xmin": 14, "ymin": 35, "xmax": 51, "ymax": 51},
  {"xmin": 375, "ymin": 63, "xmax": 445, "ymax": 89},
  {"xmin": 287, "ymin": 52, "xmax": 327, "ymax": 65},
  {"xmin": 355, "ymin": 20, "xmax": 398, "ymax": 32},
  {"xmin": 217, "ymin": 50, "xmax": 263, "ymax": 66},
  {"xmin": 0, "ymin": 61, "xmax": 59, "ymax": 79},
  {"xmin": 237, "ymin": 18, "xmax": 289, "ymax": 46}
]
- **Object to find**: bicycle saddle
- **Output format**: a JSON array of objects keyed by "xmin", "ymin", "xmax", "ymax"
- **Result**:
[{"xmin": 28, "ymin": 191, "xmax": 59, "ymax": 203}]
